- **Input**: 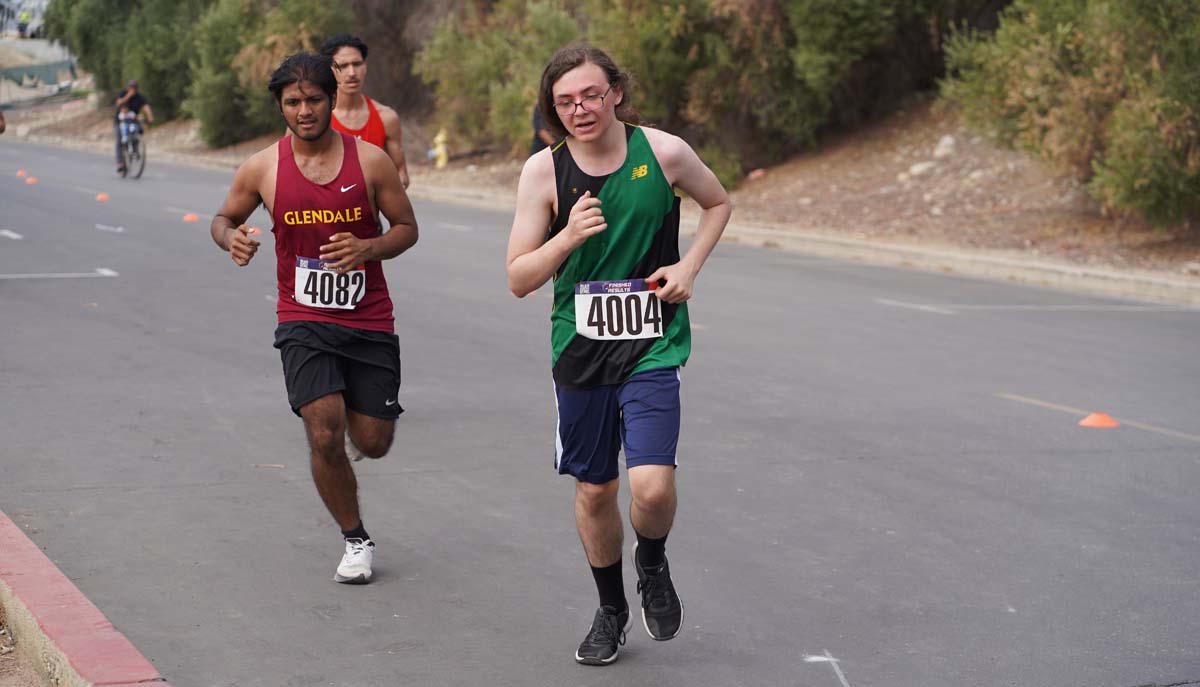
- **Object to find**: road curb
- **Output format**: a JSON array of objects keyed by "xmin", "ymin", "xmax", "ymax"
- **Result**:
[{"xmin": 0, "ymin": 511, "xmax": 172, "ymax": 687}]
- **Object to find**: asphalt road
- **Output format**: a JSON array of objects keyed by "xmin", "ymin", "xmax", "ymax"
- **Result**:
[{"xmin": 1, "ymin": 138, "xmax": 1198, "ymax": 687}]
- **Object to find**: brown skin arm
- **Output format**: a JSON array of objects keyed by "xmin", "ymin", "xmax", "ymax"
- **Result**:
[
  {"xmin": 537, "ymin": 127, "xmax": 556, "ymax": 146},
  {"xmin": 318, "ymin": 141, "xmax": 417, "ymax": 271},
  {"xmin": 0, "ymin": 111, "xmax": 6, "ymax": 135},
  {"xmin": 210, "ymin": 151, "xmax": 269, "ymax": 266},
  {"xmin": 376, "ymin": 103, "xmax": 409, "ymax": 189}
]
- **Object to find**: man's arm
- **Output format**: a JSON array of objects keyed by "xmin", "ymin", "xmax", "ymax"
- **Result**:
[
  {"xmin": 141, "ymin": 103, "xmax": 154, "ymax": 124},
  {"xmin": 537, "ymin": 128, "xmax": 556, "ymax": 146},
  {"xmin": 377, "ymin": 104, "xmax": 409, "ymax": 189},
  {"xmin": 210, "ymin": 152, "xmax": 267, "ymax": 266},
  {"xmin": 506, "ymin": 150, "xmax": 606, "ymax": 297},
  {"xmin": 0, "ymin": 111, "xmax": 6, "ymax": 135},
  {"xmin": 319, "ymin": 143, "xmax": 417, "ymax": 270},
  {"xmin": 643, "ymin": 129, "xmax": 732, "ymax": 304}
]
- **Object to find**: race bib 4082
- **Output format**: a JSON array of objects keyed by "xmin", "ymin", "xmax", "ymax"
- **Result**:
[
  {"xmin": 574, "ymin": 279, "xmax": 663, "ymax": 341},
  {"xmin": 294, "ymin": 257, "xmax": 365, "ymax": 310}
]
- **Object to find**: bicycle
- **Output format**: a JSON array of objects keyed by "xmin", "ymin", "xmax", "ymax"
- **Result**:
[{"xmin": 119, "ymin": 122, "xmax": 146, "ymax": 179}]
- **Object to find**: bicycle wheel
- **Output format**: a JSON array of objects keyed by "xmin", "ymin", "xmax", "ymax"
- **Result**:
[
  {"xmin": 120, "ymin": 141, "xmax": 131, "ymax": 178},
  {"xmin": 130, "ymin": 136, "xmax": 146, "ymax": 179}
]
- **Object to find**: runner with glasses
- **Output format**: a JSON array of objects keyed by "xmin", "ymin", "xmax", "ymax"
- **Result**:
[{"xmin": 506, "ymin": 44, "xmax": 732, "ymax": 666}]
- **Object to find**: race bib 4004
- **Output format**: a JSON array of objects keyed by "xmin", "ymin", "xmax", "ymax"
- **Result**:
[
  {"xmin": 574, "ymin": 279, "xmax": 663, "ymax": 341},
  {"xmin": 294, "ymin": 257, "xmax": 365, "ymax": 310}
]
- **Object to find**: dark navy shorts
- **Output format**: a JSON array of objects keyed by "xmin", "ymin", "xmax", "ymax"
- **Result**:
[{"xmin": 554, "ymin": 367, "xmax": 681, "ymax": 484}]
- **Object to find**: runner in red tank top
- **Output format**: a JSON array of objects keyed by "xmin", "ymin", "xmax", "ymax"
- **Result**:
[
  {"xmin": 209, "ymin": 51, "xmax": 418, "ymax": 586},
  {"xmin": 331, "ymin": 94, "xmax": 386, "ymax": 148},
  {"xmin": 322, "ymin": 34, "xmax": 409, "ymax": 189}
]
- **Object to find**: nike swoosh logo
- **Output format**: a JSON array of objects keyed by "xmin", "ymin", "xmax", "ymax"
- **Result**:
[
  {"xmin": 340, "ymin": 184, "xmax": 357, "ymax": 193},
  {"xmin": 384, "ymin": 399, "xmax": 396, "ymax": 406}
]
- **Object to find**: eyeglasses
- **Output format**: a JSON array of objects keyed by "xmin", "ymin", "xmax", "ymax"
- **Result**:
[
  {"xmin": 553, "ymin": 86, "xmax": 613, "ymax": 116},
  {"xmin": 333, "ymin": 60, "xmax": 364, "ymax": 72}
]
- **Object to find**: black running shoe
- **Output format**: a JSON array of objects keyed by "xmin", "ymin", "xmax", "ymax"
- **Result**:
[
  {"xmin": 574, "ymin": 605, "xmax": 629, "ymax": 666},
  {"xmin": 633, "ymin": 542, "xmax": 684, "ymax": 640}
]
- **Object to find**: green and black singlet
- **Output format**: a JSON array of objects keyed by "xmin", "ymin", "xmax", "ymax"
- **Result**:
[{"xmin": 547, "ymin": 123, "xmax": 691, "ymax": 389}]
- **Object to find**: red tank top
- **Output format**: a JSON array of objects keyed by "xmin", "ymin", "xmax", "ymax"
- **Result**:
[
  {"xmin": 272, "ymin": 133, "xmax": 394, "ymax": 332},
  {"xmin": 331, "ymin": 95, "xmax": 387, "ymax": 149}
]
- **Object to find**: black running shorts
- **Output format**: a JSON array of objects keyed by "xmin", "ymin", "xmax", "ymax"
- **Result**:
[{"xmin": 273, "ymin": 321, "xmax": 404, "ymax": 419}]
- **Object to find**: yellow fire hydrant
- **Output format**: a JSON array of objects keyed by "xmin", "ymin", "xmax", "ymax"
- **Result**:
[{"xmin": 433, "ymin": 128, "xmax": 449, "ymax": 169}]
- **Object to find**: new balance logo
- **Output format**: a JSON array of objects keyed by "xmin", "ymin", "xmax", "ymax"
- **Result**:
[{"xmin": 631, "ymin": 164, "xmax": 648, "ymax": 180}]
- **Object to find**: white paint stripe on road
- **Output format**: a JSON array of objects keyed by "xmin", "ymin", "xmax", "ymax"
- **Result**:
[
  {"xmin": 936, "ymin": 303, "xmax": 1195, "ymax": 312},
  {"xmin": 804, "ymin": 651, "xmax": 851, "ymax": 687},
  {"xmin": 875, "ymin": 298, "xmax": 956, "ymax": 315},
  {"xmin": 438, "ymin": 222, "xmax": 472, "ymax": 232},
  {"xmin": 997, "ymin": 393, "xmax": 1200, "ymax": 444},
  {"xmin": 94, "ymin": 223, "xmax": 125, "ymax": 233},
  {"xmin": 882, "ymin": 300, "xmax": 1196, "ymax": 314},
  {"xmin": 0, "ymin": 230, "xmax": 23, "ymax": 240},
  {"xmin": 70, "ymin": 184, "xmax": 105, "ymax": 195},
  {"xmin": 691, "ymin": 323, "xmax": 708, "ymax": 330},
  {"xmin": 0, "ymin": 268, "xmax": 119, "ymax": 280}
]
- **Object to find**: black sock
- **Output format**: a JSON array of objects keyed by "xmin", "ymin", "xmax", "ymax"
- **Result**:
[
  {"xmin": 635, "ymin": 531, "xmax": 668, "ymax": 569},
  {"xmin": 590, "ymin": 559, "xmax": 627, "ymax": 612},
  {"xmin": 341, "ymin": 522, "xmax": 370, "ymax": 542}
]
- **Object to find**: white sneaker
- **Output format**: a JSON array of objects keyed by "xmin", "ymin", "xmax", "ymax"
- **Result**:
[
  {"xmin": 346, "ymin": 433, "xmax": 365, "ymax": 462},
  {"xmin": 334, "ymin": 538, "xmax": 374, "ymax": 584}
]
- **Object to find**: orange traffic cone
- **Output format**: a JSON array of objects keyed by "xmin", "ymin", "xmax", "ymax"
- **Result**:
[{"xmin": 1079, "ymin": 412, "xmax": 1120, "ymax": 428}]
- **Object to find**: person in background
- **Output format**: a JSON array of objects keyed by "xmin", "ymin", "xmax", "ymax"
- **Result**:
[
  {"xmin": 530, "ymin": 102, "xmax": 556, "ymax": 156},
  {"xmin": 114, "ymin": 80, "xmax": 153, "ymax": 174}
]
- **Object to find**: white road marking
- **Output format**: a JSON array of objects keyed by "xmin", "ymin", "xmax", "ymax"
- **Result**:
[
  {"xmin": 875, "ymin": 298, "xmax": 956, "ymax": 315},
  {"xmin": 951, "ymin": 303, "xmax": 1195, "ymax": 312},
  {"xmin": 691, "ymin": 323, "xmax": 708, "ymax": 330},
  {"xmin": 70, "ymin": 184, "xmax": 105, "ymax": 195},
  {"xmin": 438, "ymin": 222, "xmax": 471, "ymax": 232},
  {"xmin": 264, "ymin": 294, "xmax": 275, "ymax": 302},
  {"xmin": 997, "ymin": 393, "xmax": 1200, "ymax": 444},
  {"xmin": 0, "ymin": 230, "xmax": 22, "ymax": 240},
  {"xmin": 879, "ymin": 299, "xmax": 1197, "ymax": 314},
  {"xmin": 804, "ymin": 651, "xmax": 852, "ymax": 687},
  {"xmin": 94, "ymin": 223, "xmax": 125, "ymax": 233},
  {"xmin": 0, "ymin": 268, "xmax": 119, "ymax": 280}
]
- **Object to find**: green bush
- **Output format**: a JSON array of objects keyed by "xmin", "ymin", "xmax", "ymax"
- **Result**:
[
  {"xmin": 46, "ymin": 0, "xmax": 209, "ymax": 120},
  {"xmin": 415, "ymin": 0, "xmax": 578, "ymax": 153},
  {"xmin": 47, "ymin": 0, "xmax": 348, "ymax": 146},
  {"xmin": 942, "ymin": 0, "xmax": 1200, "ymax": 225},
  {"xmin": 46, "ymin": 0, "xmax": 138, "ymax": 101},
  {"xmin": 185, "ymin": 0, "xmax": 263, "ymax": 147},
  {"xmin": 416, "ymin": 0, "xmax": 1001, "ymax": 179}
]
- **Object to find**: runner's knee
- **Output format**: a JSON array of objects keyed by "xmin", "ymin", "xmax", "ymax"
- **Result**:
[
  {"xmin": 630, "ymin": 478, "xmax": 675, "ymax": 514},
  {"xmin": 354, "ymin": 430, "xmax": 393, "ymax": 458},
  {"xmin": 575, "ymin": 479, "xmax": 619, "ymax": 514}
]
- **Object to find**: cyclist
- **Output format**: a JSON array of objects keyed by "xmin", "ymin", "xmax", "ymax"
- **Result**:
[{"xmin": 114, "ymin": 80, "xmax": 154, "ymax": 175}]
